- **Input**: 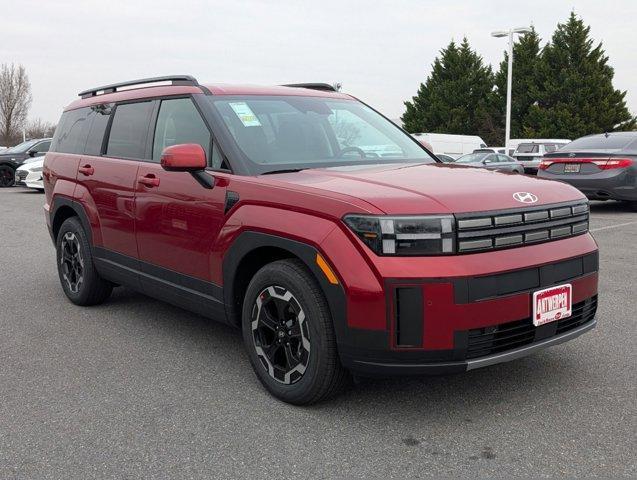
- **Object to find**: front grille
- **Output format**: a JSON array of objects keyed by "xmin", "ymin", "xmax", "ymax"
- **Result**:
[
  {"xmin": 456, "ymin": 201, "xmax": 589, "ymax": 253},
  {"xmin": 15, "ymin": 170, "xmax": 28, "ymax": 183},
  {"xmin": 465, "ymin": 296, "xmax": 597, "ymax": 359}
]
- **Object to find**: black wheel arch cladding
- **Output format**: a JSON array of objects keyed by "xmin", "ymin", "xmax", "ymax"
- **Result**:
[{"xmin": 223, "ymin": 231, "xmax": 348, "ymax": 345}]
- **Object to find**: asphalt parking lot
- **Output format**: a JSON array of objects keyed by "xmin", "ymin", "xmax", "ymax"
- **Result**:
[{"xmin": 0, "ymin": 187, "xmax": 635, "ymax": 479}]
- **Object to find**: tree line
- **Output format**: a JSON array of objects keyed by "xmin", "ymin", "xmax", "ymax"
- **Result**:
[
  {"xmin": 402, "ymin": 12, "xmax": 636, "ymax": 146},
  {"xmin": 0, "ymin": 64, "xmax": 56, "ymax": 146}
]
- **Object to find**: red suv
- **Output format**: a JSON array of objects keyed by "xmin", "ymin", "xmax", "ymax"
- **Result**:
[{"xmin": 44, "ymin": 76, "xmax": 599, "ymax": 404}]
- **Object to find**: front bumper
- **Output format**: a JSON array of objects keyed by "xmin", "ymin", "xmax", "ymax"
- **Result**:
[
  {"xmin": 15, "ymin": 169, "xmax": 28, "ymax": 186},
  {"xmin": 24, "ymin": 170, "xmax": 44, "ymax": 189},
  {"xmin": 337, "ymin": 250, "xmax": 599, "ymax": 377},
  {"xmin": 350, "ymin": 317, "xmax": 596, "ymax": 375}
]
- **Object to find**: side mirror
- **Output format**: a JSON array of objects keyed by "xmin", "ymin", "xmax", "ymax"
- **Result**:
[
  {"xmin": 160, "ymin": 144, "xmax": 207, "ymax": 172},
  {"xmin": 483, "ymin": 159, "xmax": 492, "ymax": 164},
  {"xmin": 28, "ymin": 150, "xmax": 37, "ymax": 157}
]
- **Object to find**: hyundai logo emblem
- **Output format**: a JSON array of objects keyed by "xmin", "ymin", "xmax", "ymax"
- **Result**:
[{"xmin": 513, "ymin": 192, "xmax": 538, "ymax": 204}]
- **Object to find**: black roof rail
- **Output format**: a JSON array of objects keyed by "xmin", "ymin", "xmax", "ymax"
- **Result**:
[
  {"xmin": 281, "ymin": 83, "xmax": 338, "ymax": 92},
  {"xmin": 78, "ymin": 75, "xmax": 205, "ymax": 99}
]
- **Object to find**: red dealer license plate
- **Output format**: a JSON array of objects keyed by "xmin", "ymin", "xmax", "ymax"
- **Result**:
[{"xmin": 532, "ymin": 284, "xmax": 572, "ymax": 327}]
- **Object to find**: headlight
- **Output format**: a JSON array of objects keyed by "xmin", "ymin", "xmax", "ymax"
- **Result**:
[{"xmin": 343, "ymin": 214, "xmax": 455, "ymax": 255}]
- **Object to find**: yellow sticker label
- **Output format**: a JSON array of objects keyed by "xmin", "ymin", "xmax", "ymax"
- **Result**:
[{"xmin": 229, "ymin": 102, "xmax": 262, "ymax": 127}]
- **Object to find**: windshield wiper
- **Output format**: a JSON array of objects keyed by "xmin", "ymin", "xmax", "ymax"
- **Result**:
[{"xmin": 261, "ymin": 168, "xmax": 306, "ymax": 175}]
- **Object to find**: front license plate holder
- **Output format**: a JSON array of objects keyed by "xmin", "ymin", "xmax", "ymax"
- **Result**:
[{"xmin": 533, "ymin": 284, "xmax": 572, "ymax": 327}]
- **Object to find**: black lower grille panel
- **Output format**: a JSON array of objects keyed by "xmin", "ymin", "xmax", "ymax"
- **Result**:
[{"xmin": 465, "ymin": 296, "xmax": 597, "ymax": 359}]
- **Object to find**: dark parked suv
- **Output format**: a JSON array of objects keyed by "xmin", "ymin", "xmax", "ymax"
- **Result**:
[
  {"xmin": 44, "ymin": 76, "xmax": 599, "ymax": 404},
  {"xmin": 0, "ymin": 138, "xmax": 52, "ymax": 187},
  {"xmin": 538, "ymin": 132, "xmax": 637, "ymax": 210}
]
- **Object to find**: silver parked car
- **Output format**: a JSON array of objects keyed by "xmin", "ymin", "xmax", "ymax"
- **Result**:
[{"xmin": 454, "ymin": 151, "xmax": 525, "ymax": 173}]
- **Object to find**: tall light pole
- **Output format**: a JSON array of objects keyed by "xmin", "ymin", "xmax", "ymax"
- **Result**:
[{"xmin": 492, "ymin": 27, "xmax": 531, "ymax": 153}]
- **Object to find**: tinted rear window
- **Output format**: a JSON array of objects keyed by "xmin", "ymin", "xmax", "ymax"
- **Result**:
[
  {"xmin": 516, "ymin": 144, "xmax": 539, "ymax": 153},
  {"xmin": 563, "ymin": 135, "xmax": 636, "ymax": 151},
  {"xmin": 106, "ymin": 101, "xmax": 154, "ymax": 159},
  {"xmin": 50, "ymin": 107, "xmax": 91, "ymax": 154}
]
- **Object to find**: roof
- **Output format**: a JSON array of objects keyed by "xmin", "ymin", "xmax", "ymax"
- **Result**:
[{"xmin": 65, "ymin": 81, "xmax": 351, "ymax": 111}]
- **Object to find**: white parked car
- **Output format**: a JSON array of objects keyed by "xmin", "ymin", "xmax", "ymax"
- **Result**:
[
  {"xmin": 512, "ymin": 139, "xmax": 570, "ymax": 174},
  {"xmin": 15, "ymin": 157, "xmax": 44, "ymax": 191},
  {"xmin": 474, "ymin": 146, "xmax": 507, "ymax": 154},
  {"xmin": 411, "ymin": 133, "xmax": 487, "ymax": 159}
]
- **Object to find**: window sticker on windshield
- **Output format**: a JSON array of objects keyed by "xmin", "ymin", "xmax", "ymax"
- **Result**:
[{"xmin": 229, "ymin": 102, "xmax": 261, "ymax": 127}]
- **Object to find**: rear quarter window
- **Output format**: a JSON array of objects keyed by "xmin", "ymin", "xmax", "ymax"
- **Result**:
[{"xmin": 50, "ymin": 107, "xmax": 91, "ymax": 154}]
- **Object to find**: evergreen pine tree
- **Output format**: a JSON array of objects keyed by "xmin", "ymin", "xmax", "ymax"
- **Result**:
[
  {"xmin": 524, "ymin": 12, "xmax": 635, "ymax": 138},
  {"xmin": 402, "ymin": 39, "xmax": 499, "ymax": 144}
]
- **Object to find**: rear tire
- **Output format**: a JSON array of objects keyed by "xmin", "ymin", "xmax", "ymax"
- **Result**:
[
  {"xmin": 56, "ymin": 217, "xmax": 113, "ymax": 306},
  {"xmin": 0, "ymin": 165, "xmax": 15, "ymax": 187},
  {"xmin": 241, "ymin": 259, "xmax": 349, "ymax": 405}
]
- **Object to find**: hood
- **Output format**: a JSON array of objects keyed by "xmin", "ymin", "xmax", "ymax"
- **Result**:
[
  {"xmin": 17, "ymin": 158, "xmax": 44, "ymax": 171},
  {"xmin": 266, "ymin": 163, "xmax": 585, "ymax": 214},
  {"xmin": 0, "ymin": 152, "xmax": 26, "ymax": 159}
]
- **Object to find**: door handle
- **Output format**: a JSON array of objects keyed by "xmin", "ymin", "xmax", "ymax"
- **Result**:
[
  {"xmin": 78, "ymin": 164, "xmax": 94, "ymax": 176},
  {"xmin": 138, "ymin": 174, "xmax": 160, "ymax": 187}
]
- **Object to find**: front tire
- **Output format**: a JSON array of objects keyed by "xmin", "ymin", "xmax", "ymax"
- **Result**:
[
  {"xmin": 241, "ymin": 259, "xmax": 349, "ymax": 405},
  {"xmin": 0, "ymin": 165, "xmax": 15, "ymax": 187},
  {"xmin": 56, "ymin": 217, "xmax": 113, "ymax": 305}
]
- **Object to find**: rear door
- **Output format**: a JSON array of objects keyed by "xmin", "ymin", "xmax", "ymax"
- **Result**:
[
  {"xmin": 134, "ymin": 96, "xmax": 227, "ymax": 314},
  {"xmin": 75, "ymin": 101, "xmax": 153, "ymax": 262},
  {"xmin": 482, "ymin": 154, "xmax": 499, "ymax": 170},
  {"xmin": 497, "ymin": 154, "xmax": 517, "ymax": 171}
]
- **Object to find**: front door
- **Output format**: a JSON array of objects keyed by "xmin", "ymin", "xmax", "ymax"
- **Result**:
[{"xmin": 134, "ymin": 97, "xmax": 227, "ymax": 317}]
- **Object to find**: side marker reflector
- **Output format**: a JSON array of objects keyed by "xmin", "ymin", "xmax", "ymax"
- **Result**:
[{"xmin": 316, "ymin": 253, "xmax": 339, "ymax": 285}]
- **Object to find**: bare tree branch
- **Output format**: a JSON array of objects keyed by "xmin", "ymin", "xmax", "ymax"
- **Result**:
[
  {"xmin": 0, "ymin": 63, "xmax": 32, "ymax": 145},
  {"xmin": 25, "ymin": 118, "xmax": 56, "ymax": 139}
]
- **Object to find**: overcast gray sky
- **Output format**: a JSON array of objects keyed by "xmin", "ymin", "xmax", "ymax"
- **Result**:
[{"xmin": 2, "ymin": 0, "xmax": 635, "ymax": 125}]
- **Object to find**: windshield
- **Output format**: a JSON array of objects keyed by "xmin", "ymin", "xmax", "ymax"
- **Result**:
[
  {"xmin": 4, "ymin": 139, "xmax": 39, "ymax": 154},
  {"xmin": 456, "ymin": 152, "xmax": 488, "ymax": 163},
  {"xmin": 210, "ymin": 96, "xmax": 434, "ymax": 173}
]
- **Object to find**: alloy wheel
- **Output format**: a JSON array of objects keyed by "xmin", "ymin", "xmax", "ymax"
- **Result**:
[
  {"xmin": 60, "ymin": 232, "xmax": 84, "ymax": 294},
  {"xmin": 0, "ymin": 167, "xmax": 15, "ymax": 187},
  {"xmin": 251, "ymin": 285, "xmax": 311, "ymax": 384}
]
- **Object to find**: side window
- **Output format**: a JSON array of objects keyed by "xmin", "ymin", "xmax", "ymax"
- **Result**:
[
  {"xmin": 51, "ymin": 108, "xmax": 91, "ymax": 154},
  {"xmin": 32, "ymin": 140, "xmax": 51, "ymax": 153},
  {"xmin": 84, "ymin": 104, "xmax": 112, "ymax": 156},
  {"xmin": 498, "ymin": 154, "xmax": 510, "ymax": 163},
  {"xmin": 152, "ymin": 98, "xmax": 211, "ymax": 162},
  {"xmin": 107, "ymin": 101, "xmax": 154, "ymax": 159}
]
